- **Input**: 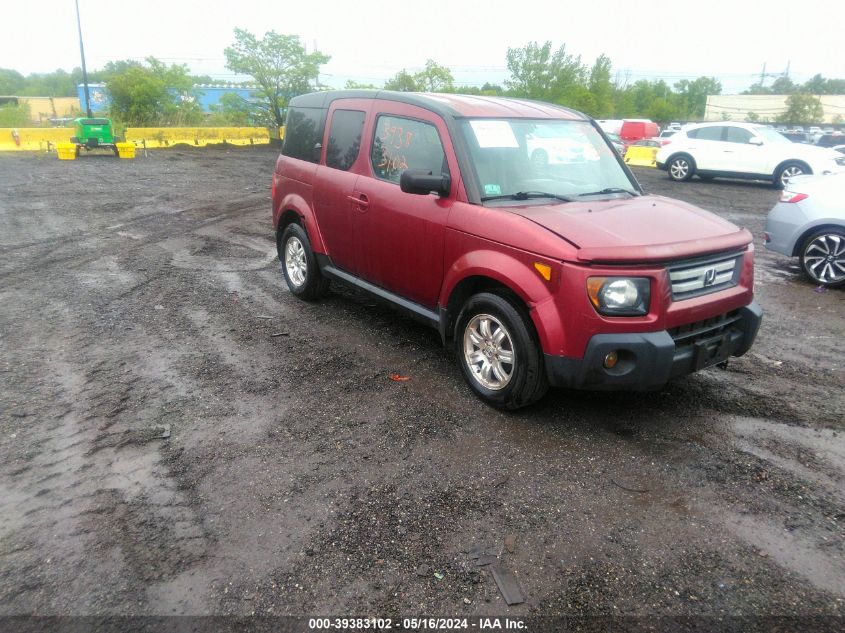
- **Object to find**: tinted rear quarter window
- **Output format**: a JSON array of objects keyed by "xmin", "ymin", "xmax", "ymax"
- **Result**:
[
  {"xmin": 725, "ymin": 127, "xmax": 753, "ymax": 143},
  {"xmin": 282, "ymin": 107, "xmax": 325, "ymax": 163},
  {"xmin": 326, "ymin": 110, "xmax": 365, "ymax": 171},
  {"xmin": 690, "ymin": 126, "xmax": 723, "ymax": 141}
]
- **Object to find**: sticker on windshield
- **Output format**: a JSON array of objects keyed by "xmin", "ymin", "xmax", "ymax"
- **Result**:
[
  {"xmin": 484, "ymin": 183, "xmax": 502, "ymax": 196},
  {"xmin": 470, "ymin": 120, "xmax": 519, "ymax": 148}
]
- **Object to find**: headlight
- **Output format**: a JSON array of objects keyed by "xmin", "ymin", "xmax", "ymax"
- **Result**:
[{"xmin": 586, "ymin": 277, "xmax": 650, "ymax": 316}]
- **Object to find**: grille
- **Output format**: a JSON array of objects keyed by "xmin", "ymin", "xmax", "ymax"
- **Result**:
[
  {"xmin": 668, "ymin": 252, "xmax": 742, "ymax": 300},
  {"xmin": 669, "ymin": 311, "xmax": 742, "ymax": 346}
]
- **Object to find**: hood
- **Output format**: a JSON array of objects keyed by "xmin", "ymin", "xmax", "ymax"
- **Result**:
[
  {"xmin": 787, "ymin": 144, "xmax": 842, "ymax": 162},
  {"xmin": 509, "ymin": 195, "xmax": 752, "ymax": 263}
]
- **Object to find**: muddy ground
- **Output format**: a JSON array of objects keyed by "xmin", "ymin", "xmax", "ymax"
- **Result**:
[{"xmin": 0, "ymin": 147, "xmax": 843, "ymax": 630}]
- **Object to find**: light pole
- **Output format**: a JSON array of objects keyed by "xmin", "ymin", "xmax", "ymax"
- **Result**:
[{"xmin": 75, "ymin": 0, "xmax": 92, "ymax": 118}]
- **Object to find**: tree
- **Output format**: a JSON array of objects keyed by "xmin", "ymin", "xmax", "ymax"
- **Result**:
[
  {"xmin": 384, "ymin": 69, "xmax": 419, "ymax": 92},
  {"xmin": 674, "ymin": 76, "xmax": 721, "ymax": 119},
  {"xmin": 344, "ymin": 80, "xmax": 378, "ymax": 90},
  {"xmin": 778, "ymin": 93, "xmax": 824, "ymax": 125},
  {"xmin": 746, "ymin": 111, "xmax": 760, "ymax": 122},
  {"xmin": 770, "ymin": 76, "xmax": 797, "ymax": 94},
  {"xmin": 587, "ymin": 54, "xmax": 614, "ymax": 118},
  {"xmin": 414, "ymin": 60, "xmax": 454, "ymax": 92},
  {"xmin": 0, "ymin": 68, "xmax": 25, "ymax": 94},
  {"xmin": 505, "ymin": 41, "xmax": 587, "ymax": 105},
  {"xmin": 224, "ymin": 28, "xmax": 330, "ymax": 127},
  {"xmin": 106, "ymin": 57, "xmax": 200, "ymax": 125}
]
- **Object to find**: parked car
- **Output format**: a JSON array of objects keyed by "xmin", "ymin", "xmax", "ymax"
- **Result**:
[
  {"xmin": 815, "ymin": 133, "xmax": 845, "ymax": 148},
  {"xmin": 526, "ymin": 124, "xmax": 600, "ymax": 167},
  {"xmin": 655, "ymin": 122, "xmax": 845, "ymax": 187},
  {"xmin": 604, "ymin": 131, "xmax": 626, "ymax": 155},
  {"xmin": 630, "ymin": 139, "xmax": 662, "ymax": 148},
  {"xmin": 272, "ymin": 90, "xmax": 762, "ymax": 408},
  {"xmin": 765, "ymin": 172, "xmax": 845, "ymax": 287},
  {"xmin": 782, "ymin": 132, "xmax": 811, "ymax": 144},
  {"xmin": 657, "ymin": 129, "xmax": 676, "ymax": 145},
  {"xmin": 620, "ymin": 119, "xmax": 659, "ymax": 143}
]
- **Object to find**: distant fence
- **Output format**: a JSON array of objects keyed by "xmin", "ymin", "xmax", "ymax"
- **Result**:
[{"xmin": 0, "ymin": 126, "xmax": 279, "ymax": 152}]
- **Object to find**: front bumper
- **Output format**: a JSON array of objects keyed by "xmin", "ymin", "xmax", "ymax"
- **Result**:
[{"xmin": 544, "ymin": 301, "xmax": 762, "ymax": 390}]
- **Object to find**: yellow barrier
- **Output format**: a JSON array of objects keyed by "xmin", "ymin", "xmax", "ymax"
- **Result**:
[
  {"xmin": 56, "ymin": 143, "xmax": 77, "ymax": 160},
  {"xmin": 125, "ymin": 126, "xmax": 270, "ymax": 148},
  {"xmin": 0, "ymin": 127, "xmax": 73, "ymax": 151},
  {"xmin": 115, "ymin": 142, "xmax": 135, "ymax": 159},
  {"xmin": 624, "ymin": 145, "xmax": 659, "ymax": 167},
  {"xmin": 1, "ymin": 126, "xmax": 279, "ymax": 152}
]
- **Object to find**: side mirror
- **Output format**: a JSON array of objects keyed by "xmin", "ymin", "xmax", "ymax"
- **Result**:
[
  {"xmin": 400, "ymin": 169, "xmax": 451, "ymax": 197},
  {"xmin": 749, "ymin": 137, "xmax": 763, "ymax": 146}
]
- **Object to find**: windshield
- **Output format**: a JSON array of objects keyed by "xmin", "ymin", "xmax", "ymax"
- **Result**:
[
  {"xmin": 460, "ymin": 119, "xmax": 637, "ymax": 202},
  {"xmin": 755, "ymin": 127, "xmax": 790, "ymax": 144}
]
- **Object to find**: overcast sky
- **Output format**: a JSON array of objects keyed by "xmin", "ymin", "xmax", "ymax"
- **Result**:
[{"xmin": 2, "ymin": 0, "xmax": 843, "ymax": 94}]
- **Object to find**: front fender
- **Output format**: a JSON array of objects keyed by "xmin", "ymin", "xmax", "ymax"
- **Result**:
[{"xmin": 440, "ymin": 249, "xmax": 565, "ymax": 354}]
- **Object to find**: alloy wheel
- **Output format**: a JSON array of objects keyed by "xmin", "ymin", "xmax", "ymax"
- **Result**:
[
  {"xmin": 670, "ymin": 158, "xmax": 689, "ymax": 180},
  {"xmin": 803, "ymin": 233, "xmax": 845, "ymax": 284},
  {"xmin": 463, "ymin": 314, "xmax": 516, "ymax": 390},
  {"xmin": 284, "ymin": 236, "xmax": 307, "ymax": 287}
]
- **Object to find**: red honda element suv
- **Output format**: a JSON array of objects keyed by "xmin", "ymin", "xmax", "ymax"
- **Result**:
[{"xmin": 271, "ymin": 91, "xmax": 762, "ymax": 409}]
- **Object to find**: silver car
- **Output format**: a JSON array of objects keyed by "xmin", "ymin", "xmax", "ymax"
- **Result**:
[{"xmin": 765, "ymin": 172, "xmax": 845, "ymax": 287}]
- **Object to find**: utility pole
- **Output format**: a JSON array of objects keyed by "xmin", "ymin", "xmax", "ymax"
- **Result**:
[{"xmin": 75, "ymin": 0, "xmax": 92, "ymax": 118}]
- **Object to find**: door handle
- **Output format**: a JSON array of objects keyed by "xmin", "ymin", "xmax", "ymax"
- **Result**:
[
  {"xmin": 723, "ymin": 150, "xmax": 734, "ymax": 153},
  {"xmin": 347, "ymin": 194, "xmax": 369, "ymax": 210}
]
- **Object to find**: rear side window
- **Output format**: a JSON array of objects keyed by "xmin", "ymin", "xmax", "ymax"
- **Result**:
[
  {"xmin": 688, "ymin": 126, "xmax": 723, "ymax": 141},
  {"xmin": 371, "ymin": 115, "xmax": 448, "ymax": 183},
  {"xmin": 725, "ymin": 127, "xmax": 753, "ymax": 144},
  {"xmin": 282, "ymin": 107, "xmax": 325, "ymax": 163},
  {"xmin": 325, "ymin": 110, "xmax": 365, "ymax": 171}
]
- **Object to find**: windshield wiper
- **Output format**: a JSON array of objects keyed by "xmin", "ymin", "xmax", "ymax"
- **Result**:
[
  {"xmin": 481, "ymin": 191, "xmax": 573, "ymax": 203},
  {"xmin": 578, "ymin": 187, "xmax": 639, "ymax": 197}
]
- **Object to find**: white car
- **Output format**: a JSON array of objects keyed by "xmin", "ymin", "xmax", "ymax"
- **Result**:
[
  {"xmin": 765, "ymin": 172, "xmax": 845, "ymax": 287},
  {"xmin": 656, "ymin": 122, "xmax": 845, "ymax": 187}
]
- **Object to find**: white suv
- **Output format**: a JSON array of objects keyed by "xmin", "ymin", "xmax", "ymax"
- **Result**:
[{"xmin": 655, "ymin": 122, "xmax": 845, "ymax": 188}]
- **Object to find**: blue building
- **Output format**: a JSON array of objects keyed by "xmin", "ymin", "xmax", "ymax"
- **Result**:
[{"xmin": 76, "ymin": 84, "xmax": 260, "ymax": 114}]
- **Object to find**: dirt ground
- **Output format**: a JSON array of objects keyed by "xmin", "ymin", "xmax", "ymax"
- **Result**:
[{"xmin": 0, "ymin": 146, "xmax": 843, "ymax": 629}]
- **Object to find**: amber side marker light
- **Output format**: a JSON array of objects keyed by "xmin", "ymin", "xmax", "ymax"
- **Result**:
[
  {"xmin": 586, "ymin": 277, "xmax": 606, "ymax": 308},
  {"xmin": 534, "ymin": 262, "xmax": 552, "ymax": 281}
]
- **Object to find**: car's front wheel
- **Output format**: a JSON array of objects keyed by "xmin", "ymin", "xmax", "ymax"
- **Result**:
[
  {"xmin": 279, "ymin": 222, "xmax": 329, "ymax": 300},
  {"xmin": 799, "ymin": 228, "xmax": 845, "ymax": 287},
  {"xmin": 455, "ymin": 292, "xmax": 548, "ymax": 409},
  {"xmin": 667, "ymin": 155, "xmax": 695, "ymax": 181}
]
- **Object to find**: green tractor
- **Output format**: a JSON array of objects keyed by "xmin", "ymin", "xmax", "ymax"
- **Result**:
[{"xmin": 70, "ymin": 117, "xmax": 120, "ymax": 156}]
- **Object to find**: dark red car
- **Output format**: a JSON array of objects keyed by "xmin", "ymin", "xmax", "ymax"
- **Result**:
[{"xmin": 272, "ymin": 91, "xmax": 762, "ymax": 409}]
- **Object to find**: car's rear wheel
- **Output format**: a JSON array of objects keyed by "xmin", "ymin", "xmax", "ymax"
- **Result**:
[
  {"xmin": 668, "ymin": 155, "xmax": 695, "ymax": 181},
  {"xmin": 799, "ymin": 228, "xmax": 845, "ymax": 287},
  {"xmin": 279, "ymin": 223, "xmax": 329, "ymax": 300},
  {"xmin": 455, "ymin": 292, "xmax": 548, "ymax": 409},
  {"xmin": 775, "ymin": 162, "xmax": 808, "ymax": 189}
]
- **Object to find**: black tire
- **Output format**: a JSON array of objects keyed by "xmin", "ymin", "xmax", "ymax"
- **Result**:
[
  {"xmin": 667, "ymin": 154, "xmax": 695, "ymax": 181},
  {"xmin": 799, "ymin": 228, "xmax": 845, "ymax": 288},
  {"xmin": 454, "ymin": 292, "xmax": 548, "ymax": 410},
  {"xmin": 774, "ymin": 161, "xmax": 810, "ymax": 189},
  {"xmin": 278, "ymin": 223, "xmax": 329, "ymax": 300}
]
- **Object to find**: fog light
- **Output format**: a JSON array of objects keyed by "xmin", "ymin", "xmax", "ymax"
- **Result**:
[{"xmin": 604, "ymin": 351, "xmax": 618, "ymax": 369}]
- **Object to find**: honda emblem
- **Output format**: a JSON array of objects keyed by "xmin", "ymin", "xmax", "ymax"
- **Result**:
[{"xmin": 703, "ymin": 268, "xmax": 717, "ymax": 286}]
